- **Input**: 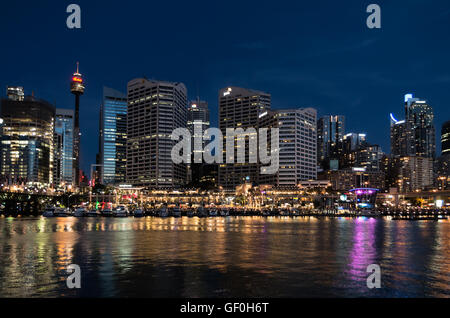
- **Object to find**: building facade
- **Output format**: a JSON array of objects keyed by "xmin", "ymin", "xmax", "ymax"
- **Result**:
[
  {"xmin": 99, "ymin": 87, "xmax": 127, "ymax": 185},
  {"xmin": 404, "ymin": 94, "xmax": 436, "ymax": 158},
  {"xmin": 436, "ymin": 121, "xmax": 450, "ymax": 189},
  {"xmin": 127, "ymin": 78, "xmax": 187, "ymax": 188},
  {"xmin": 218, "ymin": 87, "xmax": 271, "ymax": 189},
  {"xmin": 317, "ymin": 115, "xmax": 345, "ymax": 170},
  {"xmin": 53, "ymin": 108, "xmax": 74, "ymax": 187},
  {"xmin": 321, "ymin": 168, "xmax": 385, "ymax": 191},
  {"xmin": 390, "ymin": 114, "xmax": 408, "ymax": 157},
  {"xmin": 0, "ymin": 93, "xmax": 55, "ymax": 186},
  {"xmin": 395, "ymin": 156, "xmax": 434, "ymax": 193},
  {"xmin": 442, "ymin": 121, "xmax": 450, "ymax": 156},
  {"xmin": 259, "ymin": 108, "xmax": 317, "ymax": 187},
  {"xmin": 187, "ymin": 99, "xmax": 210, "ymax": 185}
]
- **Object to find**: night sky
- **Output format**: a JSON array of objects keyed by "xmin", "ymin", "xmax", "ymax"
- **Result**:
[{"xmin": 1, "ymin": 0, "xmax": 449, "ymax": 175}]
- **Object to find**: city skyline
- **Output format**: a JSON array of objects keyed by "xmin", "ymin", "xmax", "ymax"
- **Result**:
[{"xmin": 1, "ymin": 1, "xmax": 450, "ymax": 175}]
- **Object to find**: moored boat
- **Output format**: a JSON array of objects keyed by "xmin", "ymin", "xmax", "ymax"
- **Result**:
[
  {"xmin": 113, "ymin": 206, "xmax": 129, "ymax": 217},
  {"xmin": 74, "ymin": 207, "xmax": 87, "ymax": 217},
  {"xmin": 158, "ymin": 206, "xmax": 169, "ymax": 218},
  {"xmin": 133, "ymin": 208, "xmax": 144, "ymax": 217},
  {"xmin": 54, "ymin": 207, "xmax": 72, "ymax": 217},
  {"xmin": 208, "ymin": 208, "xmax": 218, "ymax": 217},
  {"xmin": 43, "ymin": 206, "xmax": 56, "ymax": 217}
]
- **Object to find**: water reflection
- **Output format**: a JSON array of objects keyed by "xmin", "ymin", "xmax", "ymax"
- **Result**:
[{"xmin": 0, "ymin": 217, "xmax": 448, "ymax": 297}]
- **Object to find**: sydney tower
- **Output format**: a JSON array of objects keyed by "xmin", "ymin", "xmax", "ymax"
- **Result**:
[{"xmin": 70, "ymin": 62, "xmax": 85, "ymax": 187}]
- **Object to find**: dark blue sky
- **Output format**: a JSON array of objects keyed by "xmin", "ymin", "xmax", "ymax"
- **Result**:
[{"xmin": 1, "ymin": 0, "xmax": 450, "ymax": 175}]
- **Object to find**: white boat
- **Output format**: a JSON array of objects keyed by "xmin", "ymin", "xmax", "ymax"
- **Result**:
[
  {"xmin": 74, "ymin": 207, "xmax": 87, "ymax": 217},
  {"xmin": 208, "ymin": 208, "xmax": 218, "ymax": 217},
  {"xmin": 133, "ymin": 208, "xmax": 144, "ymax": 217},
  {"xmin": 158, "ymin": 206, "xmax": 169, "ymax": 218},
  {"xmin": 43, "ymin": 207, "xmax": 55, "ymax": 217},
  {"xmin": 113, "ymin": 206, "xmax": 129, "ymax": 217},
  {"xmin": 54, "ymin": 207, "xmax": 72, "ymax": 217},
  {"xmin": 220, "ymin": 208, "xmax": 230, "ymax": 216}
]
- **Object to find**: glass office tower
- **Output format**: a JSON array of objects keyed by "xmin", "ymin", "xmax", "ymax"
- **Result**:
[
  {"xmin": 0, "ymin": 94, "xmax": 55, "ymax": 186},
  {"xmin": 54, "ymin": 108, "xmax": 74, "ymax": 187},
  {"xmin": 99, "ymin": 87, "xmax": 127, "ymax": 185}
]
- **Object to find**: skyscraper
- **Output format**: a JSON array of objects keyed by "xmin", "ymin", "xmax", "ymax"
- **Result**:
[
  {"xmin": 127, "ymin": 78, "xmax": 187, "ymax": 188},
  {"xmin": 187, "ymin": 99, "xmax": 210, "ymax": 149},
  {"xmin": 218, "ymin": 86, "xmax": 271, "ymax": 189},
  {"xmin": 187, "ymin": 99, "xmax": 210, "ymax": 185},
  {"xmin": 390, "ymin": 113, "xmax": 408, "ymax": 157},
  {"xmin": 0, "ymin": 91, "xmax": 55, "ymax": 186},
  {"xmin": 436, "ymin": 121, "xmax": 450, "ymax": 189},
  {"xmin": 405, "ymin": 94, "xmax": 436, "ymax": 158},
  {"xmin": 317, "ymin": 115, "xmax": 345, "ymax": 170},
  {"xmin": 259, "ymin": 108, "xmax": 317, "ymax": 187},
  {"xmin": 99, "ymin": 87, "xmax": 127, "ymax": 185},
  {"xmin": 442, "ymin": 121, "xmax": 450, "ymax": 156},
  {"xmin": 70, "ymin": 62, "xmax": 85, "ymax": 186},
  {"xmin": 53, "ymin": 108, "xmax": 74, "ymax": 187}
]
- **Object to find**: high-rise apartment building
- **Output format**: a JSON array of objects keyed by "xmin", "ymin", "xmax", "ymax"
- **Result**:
[
  {"xmin": 436, "ymin": 121, "xmax": 450, "ymax": 189},
  {"xmin": 442, "ymin": 121, "xmax": 450, "ymax": 156},
  {"xmin": 405, "ymin": 94, "xmax": 436, "ymax": 158},
  {"xmin": 317, "ymin": 115, "xmax": 345, "ymax": 170},
  {"xmin": 395, "ymin": 156, "xmax": 433, "ymax": 193},
  {"xmin": 354, "ymin": 144, "xmax": 384, "ymax": 171},
  {"xmin": 218, "ymin": 87, "xmax": 271, "ymax": 189},
  {"xmin": 99, "ymin": 87, "xmax": 127, "ymax": 185},
  {"xmin": 259, "ymin": 108, "xmax": 317, "ymax": 187},
  {"xmin": 390, "ymin": 113, "xmax": 408, "ymax": 157},
  {"xmin": 0, "ymin": 93, "xmax": 55, "ymax": 186},
  {"xmin": 127, "ymin": 78, "xmax": 187, "ymax": 188},
  {"xmin": 53, "ymin": 109, "xmax": 74, "ymax": 187}
]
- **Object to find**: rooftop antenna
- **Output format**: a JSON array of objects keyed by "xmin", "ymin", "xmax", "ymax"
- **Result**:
[{"xmin": 76, "ymin": 61, "xmax": 80, "ymax": 74}]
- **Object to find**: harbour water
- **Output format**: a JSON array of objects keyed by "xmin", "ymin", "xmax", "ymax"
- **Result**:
[{"xmin": 0, "ymin": 216, "xmax": 448, "ymax": 298}]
